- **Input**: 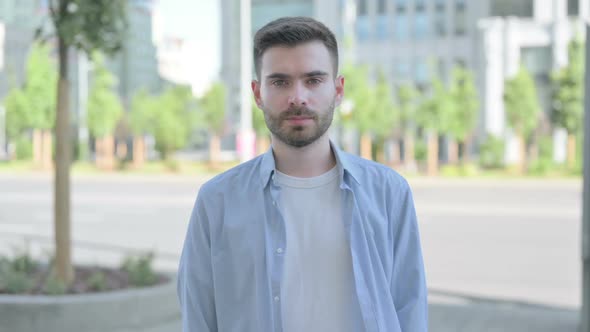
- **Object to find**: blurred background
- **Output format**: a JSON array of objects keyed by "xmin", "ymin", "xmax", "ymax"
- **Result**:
[{"xmin": 0, "ymin": 0, "xmax": 588, "ymax": 331}]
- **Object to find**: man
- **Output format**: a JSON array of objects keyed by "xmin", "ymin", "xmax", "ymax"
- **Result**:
[{"xmin": 177, "ymin": 16, "xmax": 427, "ymax": 332}]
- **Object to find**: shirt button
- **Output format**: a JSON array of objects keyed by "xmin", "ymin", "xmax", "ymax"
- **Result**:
[
  {"xmin": 274, "ymin": 296, "xmax": 280, "ymax": 302},
  {"xmin": 276, "ymin": 248, "xmax": 283, "ymax": 254}
]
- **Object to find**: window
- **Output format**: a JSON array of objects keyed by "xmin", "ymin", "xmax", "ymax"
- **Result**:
[
  {"xmin": 394, "ymin": 59, "xmax": 411, "ymax": 79},
  {"xmin": 357, "ymin": 0, "xmax": 367, "ymax": 15},
  {"xmin": 356, "ymin": 16, "xmax": 370, "ymax": 42},
  {"xmin": 415, "ymin": 0, "xmax": 426, "ymax": 11},
  {"xmin": 454, "ymin": 58, "xmax": 466, "ymax": 68},
  {"xmin": 394, "ymin": 14, "xmax": 409, "ymax": 41},
  {"xmin": 415, "ymin": 58, "xmax": 429, "ymax": 83},
  {"xmin": 434, "ymin": 12, "xmax": 446, "ymax": 37},
  {"xmin": 437, "ymin": 58, "xmax": 447, "ymax": 80},
  {"xmin": 521, "ymin": 46, "xmax": 552, "ymax": 75},
  {"xmin": 490, "ymin": 0, "xmax": 533, "ymax": 17},
  {"xmin": 435, "ymin": 0, "xmax": 446, "ymax": 11},
  {"xmin": 414, "ymin": 12, "xmax": 430, "ymax": 40},
  {"xmin": 396, "ymin": 0, "xmax": 408, "ymax": 12},
  {"xmin": 376, "ymin": 15, "xmax": 390, "ymax": 40},
  {"xmin": 568, "ymin": 0, "xmax": 579, "ymax": 16},
  {"xmin": 377, "ymin": 0, "xmax": 387, "ymax": 15},
  {"xmin": 454, "ymin": 0, "xmax": 466, "ymax": 36}
]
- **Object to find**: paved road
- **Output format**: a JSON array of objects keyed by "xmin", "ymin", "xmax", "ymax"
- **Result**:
[{"xmin": 0, "ymin": 173, "xmax": 583, "ymax": 331}]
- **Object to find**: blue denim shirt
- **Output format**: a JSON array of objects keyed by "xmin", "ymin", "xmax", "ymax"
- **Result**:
[{"xmin": 177, "ymin": 143, "xmax": 428, "ymax": 331}]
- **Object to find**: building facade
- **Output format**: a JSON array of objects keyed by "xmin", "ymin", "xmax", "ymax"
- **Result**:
[
  {"xmin": 0, "ymin": 0, "xmax": 42, "ymax": 99},
  {"xmin": 343, "ymin": 0, "xmax": 589, "ymax": 162}
]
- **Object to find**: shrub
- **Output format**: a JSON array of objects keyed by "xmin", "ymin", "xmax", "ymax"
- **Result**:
[
  {"xmin": 121, "ymin": 252, "xmax": 158, "ymax": 287},
  {"xmin": 479, "ymin": 135, "xmax": 505, "ymax": 169}
]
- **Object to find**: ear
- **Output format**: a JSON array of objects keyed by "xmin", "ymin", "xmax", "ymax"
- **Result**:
[
  {"xmin": 334, "ymin": 75, "xmax": 344, "ymax": 107},
  {"xmin": 251, "ymin": 80, "xmax": 263, "ymax": 108}
]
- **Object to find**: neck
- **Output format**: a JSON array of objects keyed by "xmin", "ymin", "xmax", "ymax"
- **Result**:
[{"xmin": 271, "ymin": 135, "xmax": 336, "ymax": 178}]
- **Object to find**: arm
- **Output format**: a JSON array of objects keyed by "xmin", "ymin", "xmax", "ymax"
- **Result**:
[
  {"xmin": 390, "ymin": 180, "xmax": 428, "ymax": 331},
  {"xmin": 177, "ymin": 188, "xmax": 217, "ymax": 332}
]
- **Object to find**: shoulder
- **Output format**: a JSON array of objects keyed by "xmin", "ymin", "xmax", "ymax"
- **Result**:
[
  {"xmin": 339, "ymin": 150, "xmax": 410, "ymax": 191},
  {"xmin": 198, "ymin": 155, "xmax": 265, "ymax": 197}
]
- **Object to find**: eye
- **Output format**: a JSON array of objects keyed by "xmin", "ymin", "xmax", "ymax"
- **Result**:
[
  {"xmin": 307, "ymin": 78, "xmax": 322, "ymax": 85},
  {"xmin": 272, "ymin": 80, "xmax": 288, "ymax": 87}
]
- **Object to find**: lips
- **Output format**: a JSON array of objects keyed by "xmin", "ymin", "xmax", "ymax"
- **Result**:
[
  {"xmin": 285, "ymin": 116, "xmax": 313, "ymax": 125},
  {"xmin": 286, "ymin": 116, "xmax": 313, "ymax": 120}
]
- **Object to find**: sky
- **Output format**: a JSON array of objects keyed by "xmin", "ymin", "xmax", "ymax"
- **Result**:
[{"xmin": 155, "ymin": 0, "xmax": 221, "ymax": 96}]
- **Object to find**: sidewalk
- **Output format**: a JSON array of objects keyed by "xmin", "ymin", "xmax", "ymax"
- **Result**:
[
  {"xmin": 428, "ymin": 291, "xmax": 579, "ymax": 332},
  {"xmin": 150, "ymin": 292, "xmax": 579, "ymax": 332}
]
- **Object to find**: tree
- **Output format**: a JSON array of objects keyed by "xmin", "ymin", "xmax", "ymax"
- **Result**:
[
  {"xmin": 129, "ymin": 89, "xmax": 157, "ymax": 168},
  {"xmin": 25, "ymin": 43, "xmax": 58, "ymax": 169},
  {"xmin": 341, "ymin": 64, "xmax": 391, "ymax": 161},
  {"xmin": 416, "ymin": 78, "xmax": 453, "ymax": 175},
  {"xmin": 3, "ymin": 43, "xmax": 57, "ymax": 167},
  {"xmin": 87, "ymin": 53, "xmax": 123, "ymax": 170},
  {"xmin": 448, "ymin": 67, "xmax": 479, "ymax": 164},
  {"xmin": 551, "ymin": 37, "xmax": 584, "ymax": 168},
  {"xmin": 199, "ymin": 82, "xmax": 226, "ymax": 165},
  {"xmin": 152, "ymin": 86, "xmax": 196, "ymax": 160},
  {"xmin": 397, "ymin": 84, "xmax": 419, "ymax": 169},
  {"xmin": 504, "ymin": 65, "xmax": 540, "ymax": 173},
  {"xmin": 48, "ymin": 0, "xmax": 127, "ymax": 284},
  {"xmin": 252, "ymin": 98, "xmax": 270, "ymax": 155},
  {"xmin": 370, "ymin": 72, "xmax": 399, "ymax": 163}
]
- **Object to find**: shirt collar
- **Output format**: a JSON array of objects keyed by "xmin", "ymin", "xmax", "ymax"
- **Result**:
[{"xmin": 259, "ymin": 140, "xmax": 362, "ymax": 187}]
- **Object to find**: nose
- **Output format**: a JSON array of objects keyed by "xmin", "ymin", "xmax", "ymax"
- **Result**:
[{"xmin": 287, "ymin": 82, "xmax": 308, "ymax": 108}]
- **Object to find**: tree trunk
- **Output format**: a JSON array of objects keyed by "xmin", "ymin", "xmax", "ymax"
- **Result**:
[
  {"xmin": 427, "ymin": 131, "xmax": 439, "ymax": 176},
  {"xmin": 463, "ymin": 135, "xmax": 473, "ymax": 163},
  {"xmin": 388, "ymin": 138, "xmax": 401, "ymax": 168},
  {"xmin": 95, "ymin": 137, "xmax": 103, "ymax": 169},
  {"xmin": 529, "ymin": 140, "xmax": 539, "ymax": 162},
  {"xmin": 567, "ymin": 134, "xmax": 576, "ymax": 168},
  {"xmin": 116, "ymin": 140, "xmax": 127, "ymax": 160},
  {"xmin": 132, "ymin": 135, "xmax": 145, "ymax": 169},
  {"xmin": 209, "ymin": 134, "xmax": 221, "ymax": 166},
  {"xmin": 41, "ymin": 129, "xmax": 53, "ymax": 170},
  {"xmin": 102, "ymin": 135, "xmax": 115, "ymax": 171},
  {"xmin": 404, "ymin": 132, "xmax": 416, "ymax": 171},
  {"xmin": 54, "ymin": 36, "xmax": 73, "ymax": 284},
  {"xmin": 360, "ymin": 133, "xmax": 372, "ymax": 160},
  {"xmin": 447, "ymin": 137, "xmax": 459, "ymax": 165},
  {"xmin": 33, "ymin": 129, "xmax": 42, "ymax": 166},
  {"xmin": 256, "ymin": 135, "xmax": 270, "ymax": 155},
  {"xmin": 517, "ymin": 134, "xmax": 527, "ymax": 174},
  {"xmin": 376, "ymin": 140, "xmax": 386, "ymax": 164}
]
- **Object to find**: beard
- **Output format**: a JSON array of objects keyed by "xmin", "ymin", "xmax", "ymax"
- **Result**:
[{"xmin": 262, "ymin": 100, "xmax": 335, "ymax": 148}]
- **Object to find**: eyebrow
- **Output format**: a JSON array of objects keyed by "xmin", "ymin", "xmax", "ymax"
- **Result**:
[{"xmin": 265, "ymin": 71, "xmax": 329, "ymax": 80}]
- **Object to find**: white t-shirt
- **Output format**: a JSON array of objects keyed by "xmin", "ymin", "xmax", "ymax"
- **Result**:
[{"xmin": 275, "ymin": 165, "xmax": 363, "ymax": 332}]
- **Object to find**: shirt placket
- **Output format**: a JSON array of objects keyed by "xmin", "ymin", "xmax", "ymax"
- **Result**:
[
  {"xmin": 269, "ymin": 178, "xmax": 286, "ymax": 331},
  {"xmin": 341, "ymin": 181, "xmax": 379, "ymax": 332}
]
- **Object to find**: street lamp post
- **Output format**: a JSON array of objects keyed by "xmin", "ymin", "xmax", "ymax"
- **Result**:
[
  {"xmin": 237, "ymin": 0, "xmax": 255, "ymax": 162},
  {"xmin": 581, "ymin": 23, "xmax": 590, "ymax": 332}
]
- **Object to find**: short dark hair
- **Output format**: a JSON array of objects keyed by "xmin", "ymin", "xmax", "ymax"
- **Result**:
[{"xmin": 253, "ymin": 16, "xmax": 339, "ymax": 78}]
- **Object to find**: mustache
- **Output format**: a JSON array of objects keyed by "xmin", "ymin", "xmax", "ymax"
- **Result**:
[{"xmin": 280, "ymin": 107, "xmax": 317, "ymax": 120}]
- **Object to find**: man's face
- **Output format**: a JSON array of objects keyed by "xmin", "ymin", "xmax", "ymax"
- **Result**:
[{"xmin": 252, "ymin": 41, "xmax": 344, "ymax": 148}]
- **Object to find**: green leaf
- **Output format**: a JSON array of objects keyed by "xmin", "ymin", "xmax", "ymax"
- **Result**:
[
  {"xmin": 87, "ymin": 52, "xmax": 123, "ymax": 138},
  {"xmin": 199, "ymin": 82, "xmax": 226, "ymax": 135},
  {"xmin": 504, "ymin": 65, "xmax": 540, "ymax": 138}
]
